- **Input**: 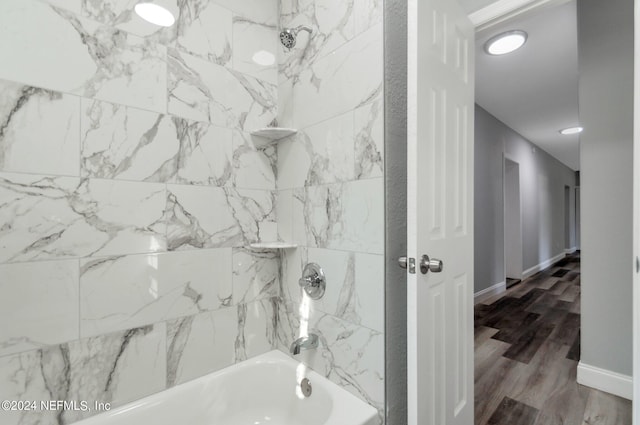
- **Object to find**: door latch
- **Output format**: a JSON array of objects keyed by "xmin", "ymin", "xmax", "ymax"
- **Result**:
[{"xmin": 398, "ymin": 256, "xmax": 416, "ymax": 274}]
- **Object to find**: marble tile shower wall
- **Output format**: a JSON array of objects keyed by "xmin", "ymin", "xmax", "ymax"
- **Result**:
[
  {"xmin": 0, "ymin": 0, "xmax": 281, "ymax": 423},
  {"xmin": 275, "ymin": 0, "xmax": 385, "ymax": 423}
]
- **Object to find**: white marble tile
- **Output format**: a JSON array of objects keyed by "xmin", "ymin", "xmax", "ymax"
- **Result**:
[
  {"xmin": 292, "ymin": 24, "xmax": 383, "ymax": 129},
  {"xmin": 0, "ymin": 81, "xmax": 80, "ymax": 176},
  {"xmin": 354, "ymin": 98, "xmax": 384, "ymax": 179},
  {"xmin": 279, "ymin": 0, "xmax": 356, "ymax": 79},
  {"xmin": 173, "ymin": 0, "xmax": 233, "ymax": 66},
  {"xmin": 276, "ymin": 307, "xmax": 384, "ymax": 422},
  {"xmin": 0, "ymin": 324, "xmax": 166, "ymax": 425},
  {"xmin": 353, "ymin": 253, "xmax": 384, "ymax": 333},
  {"xmin": 277, "ymin": 78, "xmax": 295, "ymax": 129},
  {"xmin": 43, "ymin": 0, "xmax": 82, "ymax": 14},
  {"xmin": 0, "ymin": 173, "xmax": 166, "ymax": 263},
  {"xmin": 276, "ymin": 189, "xmax": 294, "ymax": 242},
  {"xmin": 212, "ymin": 0, "xmax": 278, "ymax": 25},
  {"xmin": 354, "ymin": 0, "xmax": 383, "ymax": 35},
  {"xmin": 0, "ymin": 260, "xmax": 79, "ymax": 357},
  {"xmin": 173, "ymin": 121, "xmax": 235, "ymax": 187},
  {"xmin": 166, "ymin": 185, "xmax": 275, "ymax": 249},
  {"xmin": 81, "ymin": 0, "xmax": 178, "ymax": 38},
  {"xmin": 232, "ymin": 248, "xmax": 279, "ymax": 305},
  {"xmin": 232, "ymin": 17, "xmax": 278, "ymax": 85},
  {"xmin": 80, "ymin": 249, "xmax": 232, "ymax": 337},
  {"xmin": 297, "ymin": 179, "xmax": 383, "ymax": 254},
  {"xmin": 166, "ymin": 184, "xmax": 242, "ymax": 249},
  {"xmin": 233, "ymin": 131, "xmax": 277, "ymax": 190},
  {"xmin": 81, "ymin": 99, "xmax": 180, "ymax": 182},
  {"xmin": 277, "ymin": 112, "xmax": 355, "ymax": 189},
  {"xmin": 0, "ymin": 0, "xmax": 167, "ymax": 113},
  {"xmin": 311, "ymin": 313, "xmax": 384, "ymax": 421},
  {"xmin": 168, "ymin": 49, "xmax": 277, "ymax": 131},
  {"xmin": 237, "ymin": 298, "xmax": 278, "ymax": 361},
  {"xmin": 166, "ymin": 307, "xmax": 237, "ymax": 386}
]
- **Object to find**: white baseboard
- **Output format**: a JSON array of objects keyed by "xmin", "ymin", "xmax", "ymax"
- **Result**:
[
  {"xmin": 474, "ymin": 281, "xmax": 506, "ymax": 304},
  {"xmin": 564, "ymin": 247, "xmax": 577, "ymax": 254},
  {"xmin": 522, "ymin": 252, "xmax": 566, "ymax": 279},
  {"xmin": 577, "ymin": 362, "xmax": 633, "ymax": 400}
]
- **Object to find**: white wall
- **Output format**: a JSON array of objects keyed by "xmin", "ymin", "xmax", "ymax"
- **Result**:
[
  {"xmin": 474, "ymin": 105, "xmax": 577, "ymax": 293},
  {"xmin": 578, "ymin": 0, "xmax": 633, "ymax": 379}
]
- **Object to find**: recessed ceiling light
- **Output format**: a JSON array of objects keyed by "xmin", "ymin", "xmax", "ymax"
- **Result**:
[
  {"xmin": 484, "ymin": 30, "xmax": 528, "ymax": 55},
  {"xmin": 560, "ymin": 126, "xmax": 584, "ymax": 135},
  {"xmin": 252, "ymin": 50, "xmax": 276, "ymax": 66},
  {"xmin": 134, "ymin": 2, "xmax": 176, "ymax": 27}
]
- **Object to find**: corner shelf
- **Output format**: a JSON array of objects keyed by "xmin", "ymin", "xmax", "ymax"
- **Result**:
[
  {"xmin": 249, "ymin": 242, "xmax": 298, "ymax": 250},
  {"xmin": 250, "ymin": 127, "xmax": 297, "ymax": 147}
]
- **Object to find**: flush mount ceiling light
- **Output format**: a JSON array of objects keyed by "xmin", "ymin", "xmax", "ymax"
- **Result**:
[
  {"xmin": 560, "ymin": 126, "xmax": 584, "ymax": 135},
  {"xmin": 134, "ymin": 2, "xmax": 176, "ymax": 27},
  {"xmin": 484, "ymin": 30, "xmax": 528, "ymax": 55}
]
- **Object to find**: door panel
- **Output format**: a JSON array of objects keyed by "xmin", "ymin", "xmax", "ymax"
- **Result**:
[{"xmin": 407, "ymin": 0, "xmax": 474, "ymax": 424}]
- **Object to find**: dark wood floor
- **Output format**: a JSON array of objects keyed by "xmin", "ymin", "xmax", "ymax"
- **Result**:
[{"xmin": 474, "ymin": 253, "xmax": 632, "ymax": 425}]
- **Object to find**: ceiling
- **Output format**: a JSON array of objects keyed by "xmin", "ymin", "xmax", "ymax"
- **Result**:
[{"xmin": 474, "ymin": 0, "xmax": 580, "ymax": 170}]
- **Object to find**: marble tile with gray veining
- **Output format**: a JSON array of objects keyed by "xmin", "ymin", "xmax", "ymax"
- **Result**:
[
  {"xmin": 232, "ymin": 16, "xmax": 278, "ymax": 85},
  {"xmin": 0, "ymin": 0, "xmax": 167, "ymax": 113},
  {"xmin": 232, "ymin": 248, "xmax": 279, "ymax": 305},
  {"xmin": 233, "ymin": 131, "xmax": 277, "ymax": 190},
  {"xmin": 166, "ymin": 307, "xmax": 237, "ymax": 387},
  {"xmin": 277, "ymin": 112, "xmax": 355, "ymax": 189},
  {"xmin": 235, "ymin": 297, "xmax": 279, "ymax": 362},
  {"xmin": 0, "ymin": 324, "xmax": 166, "ymax": 425},
  {"xmin": 173, "ymin": 0, "xmax": 233, "ymax": 66},
  {"xmin": 168, "ymin": 49, "xmax": 277, "ymax": 131},
  {"xmin": 81, "ymin": 99, "xmax": 180, "ymax": 182},
  {"xmin": 280, "ymin": 248, "xmax": 383, "ymax": 333},
  {"xmin": 279, "ymin": 0, "xmax": 356, "ymax": 80},
  {"xmin": 81, "ymin": 0, "xmax": 177, "ymax": 38},
  {"xmin": 212, "ymin": 0, "xmax": 278, "ymax": 25},
  {"xmin": 173, "ymin": 121, "xmax": 235, "ymax": 187},
  {"xmin": 0, "ymin": 0, "xmax": 166, "ymax": 112},
  {"xmin": 353, "ymin": 0, "xmax": 383, "ymax": 35},
  {"xmin": 165, "ymin": 185, "xmax": 275, "ymax": 250},
  {"xmin": 0, "ymin": 80, "xmax": 80, "ymax": 176},
  {"xmin": 291, "ymin": 24, "xmax": 383, "ymax": 129},
  {"xmin": 275, "ymin": 304, "xmax": 384, "ymax": 423},
  {"xmin": 292, "ymin": 179, "xmax": 383, "ymax": 254},
  {"xmin": 354, "ymin": 98, "xmax": 383, "ymax": 179},
  {"xmin": 0, "ymin": 260, "xmax": 79, "ymax": 357},
  {"xmin": 80, "ymin": 249, "xmax": 232, "ymax": 337},
  {"xmin": 0, "ymin": 173, "xmax": 166, "ymax": 263}
]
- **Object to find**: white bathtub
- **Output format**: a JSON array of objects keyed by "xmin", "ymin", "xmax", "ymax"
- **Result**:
[{"xmin": 76, "ymin": 350, "xmax": 379, "ymax": 425}]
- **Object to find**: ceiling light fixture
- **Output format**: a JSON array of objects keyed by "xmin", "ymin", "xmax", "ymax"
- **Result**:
[
  {"xmin": 484, "ymin": 30, "xmax": 528, "ymax": 55},
  {"xmin": 559, "ymin": 126, "xmax": 584, "ymax": 135},
  {"xmin": 134, "ymin": 2, "xmax": 176, "ymax": 27}
]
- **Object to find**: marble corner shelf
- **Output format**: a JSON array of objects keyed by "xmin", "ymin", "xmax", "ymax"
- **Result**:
[
  {"xmin": 250, "ymin": 127, "xmax": 297, "ymax": 146},
  {"xmin": 249, "ymin": 242, "xmax": 298, "ymax": 250}
]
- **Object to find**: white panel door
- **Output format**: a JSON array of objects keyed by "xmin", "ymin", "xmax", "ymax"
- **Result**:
[{"xmin": 407, "ymin": 0, "xmax": 474, "ymax": 424}]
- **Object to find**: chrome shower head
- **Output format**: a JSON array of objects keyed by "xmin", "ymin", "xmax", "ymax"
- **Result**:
[{"xmin": 279, "ymin": 25, "xmax": 313, "ymax": 50}]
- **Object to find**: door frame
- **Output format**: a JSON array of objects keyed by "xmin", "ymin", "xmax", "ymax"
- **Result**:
[
  {"xmin": 633, "ymin": 0, "xmax": 639, "ymax": 421},
  {"xmin": 503, "ymin": 155, "xmax": 523, "ymax": 281}
]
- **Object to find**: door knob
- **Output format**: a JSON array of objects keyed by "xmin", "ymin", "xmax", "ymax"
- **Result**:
[
  {"xmin": 398, "ymin": 257, "xmax": 408, "ymax": 269},
  {"xmin": 420, "ymin": 255, "xmax": 443, "ymax": 274}
]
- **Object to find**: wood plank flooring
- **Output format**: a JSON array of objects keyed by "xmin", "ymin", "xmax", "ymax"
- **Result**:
[{"xmin": 475, "ymin": 253, "xmax": 632, "ymax": 425}]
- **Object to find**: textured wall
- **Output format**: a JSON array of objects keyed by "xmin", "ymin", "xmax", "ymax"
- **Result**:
[
  {"xmin": 0, "ymin": 0, "xmax": 282, "ymax": 423},
  {"xmin": 474, "ymin": 105, "xmax": 577, "ymax": 293},
  {"xmin": 275, "ymin": 0, "xmax": 386, "ymax": 422},
  {"xmin": 578, "ymin": 0, "xmax": 633, "ymax": 376}
]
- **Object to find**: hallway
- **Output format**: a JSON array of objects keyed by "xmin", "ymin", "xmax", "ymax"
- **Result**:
[{"xmin": 474, "ymin": 253, "xmax": 632, "ymax": 424}]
